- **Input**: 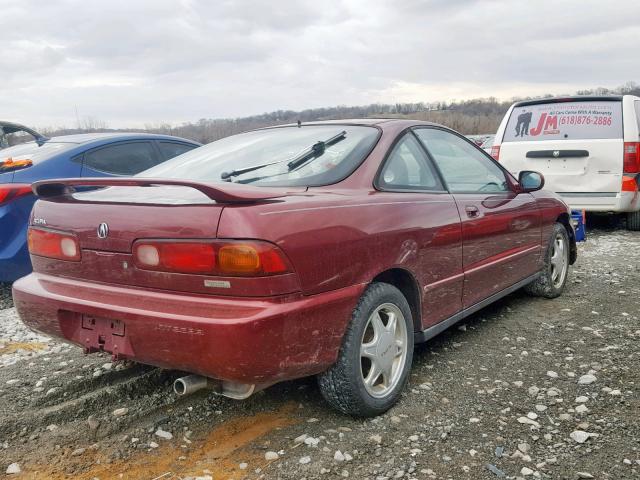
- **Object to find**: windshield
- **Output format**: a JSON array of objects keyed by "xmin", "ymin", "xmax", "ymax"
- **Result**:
[
  {"xmin": 0, "ymin": 142, "xmax": 75, "ymax": 164},
  {"xmin": 139, "ymin": 125, "xmax": 380, "ymax": 187},
  {"xmin": 503, "ymin": 100, "xmax": 623, "ymax": 142}
]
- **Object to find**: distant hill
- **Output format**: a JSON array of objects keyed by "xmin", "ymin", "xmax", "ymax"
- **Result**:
[{"xmin": 39, "ymin": 81, "xmax": 640, "ymax": 144}]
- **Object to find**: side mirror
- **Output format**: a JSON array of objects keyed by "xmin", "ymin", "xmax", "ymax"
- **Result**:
[{"xmin": 518, "ymin": 170, "xmax": 545, "ymax": 193}]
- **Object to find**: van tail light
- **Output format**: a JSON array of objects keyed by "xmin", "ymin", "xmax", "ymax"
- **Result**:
[
  {"xmin": 0, "ymin": 184, "xmax": 32, "ymax": 205},
  {"xmin": 621, "ymin": 175, "xmax": 638, "ymax": 192},
  {"xmin": 623, "ymin": 142, "xmax": 640, "ymax": 173},
  {"xmin": 27, "ymin": 227, "xmax": 81, "ymax": 261},
  {"xmin": 490, "ymin": 145, "xmax": 500, "ymax": 161},
  {"xmin": 133, "ymin": 240, "xmax": 292, "ymax": 276}
]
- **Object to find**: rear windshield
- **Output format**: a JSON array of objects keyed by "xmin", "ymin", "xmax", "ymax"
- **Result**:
[
  {"xmin": 139, "ymin": 125, "xmax": 380, "ymax": 187},
  {"xmin": 503, "ymin": 100, "xmax": 623, "ymax": 142},
  {"xmin": 0, "ymin": 142, "xmax": 75, "ymax": 164}
]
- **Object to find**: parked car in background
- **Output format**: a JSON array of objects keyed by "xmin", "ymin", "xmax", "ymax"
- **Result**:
[
  {"xmin": 466, "ymin": 134, "xmax": 491, "ymax": 146},
  {"xmin": 481, "ymin": 134, "xmax": 495, "ymax": 155},
  {"xmin": 491, "ymin": 95, "xmax": 640, "ymax": 230},
  {"xmin": 0, "ymin": 121, "xmax": 49, "ymax": 149},
  {"xmin": 0, "ymin": 133, "xmax": 201, "ymax": 281},
  {"xmin": 13, "ymin": 119, "xmax": 576, "ymax": 416}
]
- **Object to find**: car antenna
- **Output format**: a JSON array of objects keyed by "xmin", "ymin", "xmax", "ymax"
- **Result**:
[{"xmin": 297, "ymin": 120, "xmax": 301, "ymax": 128}]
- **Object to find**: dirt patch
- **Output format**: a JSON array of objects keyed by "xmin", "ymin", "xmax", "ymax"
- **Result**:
[
  {"xmin": 21, "ymin": 403, "xmax": 298, "ymax": 479},
  {"xmin": 0, "ymin": 342, "xmax": 47, "ymax": 355}
]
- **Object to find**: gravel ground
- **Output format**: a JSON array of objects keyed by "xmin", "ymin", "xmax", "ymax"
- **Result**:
[
  {"xmin": 0, "ymin": 229, "xmax": 638, "ymax": 479},
  {"xmin": 0, "ymin": 283, "xmax": 13, "ymax": 310}
]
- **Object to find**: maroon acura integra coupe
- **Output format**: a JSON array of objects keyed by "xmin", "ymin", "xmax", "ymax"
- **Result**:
[{"xmin": 13, "ymin": 119, "xmax": 576, "ymax": 416}]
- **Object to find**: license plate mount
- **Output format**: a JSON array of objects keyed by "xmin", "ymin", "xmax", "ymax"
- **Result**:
[{"xmin": 79, "ymin": 314, "xmax": 132, "ymax": 359}]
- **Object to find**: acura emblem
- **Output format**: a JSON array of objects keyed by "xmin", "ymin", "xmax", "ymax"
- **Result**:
[
  {"xmin": 553, "ymin": 150, "xmax": 560, "ymax": 157},
  {"xmin": 97, "ymin": 223, "xmax": 109, "ymax": 239}
]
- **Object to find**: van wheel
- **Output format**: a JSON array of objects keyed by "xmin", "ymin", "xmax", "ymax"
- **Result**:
[
  {"xmin": 525, "ymin": 223, "xmax": 570, "ymax": 299},
  {"xmin": 627, "ymin": 211, "xmax": 640, "ymax": 231},
  {"xmin": 317, "ymin": 282, "xmax": 414, "ymax": 417}
]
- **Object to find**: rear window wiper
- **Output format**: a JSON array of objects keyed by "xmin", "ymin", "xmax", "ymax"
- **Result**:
[{"xmin": 220, "ymin": 130, "xmax": 347, "ymax": 181}]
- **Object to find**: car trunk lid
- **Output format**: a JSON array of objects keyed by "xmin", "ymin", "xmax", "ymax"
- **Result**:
[{"xmin": 28, "ymin": 178, "xmax": 304, "ymax": 296}]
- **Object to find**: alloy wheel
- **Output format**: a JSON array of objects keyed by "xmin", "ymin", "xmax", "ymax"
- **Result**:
[
  {"xmin": 550, "ymin": 233, "xmax": 568, "ymax": 288},
  {"xmin": 359, "ymin": 303, "xmax": 408, "ymax": 398}
]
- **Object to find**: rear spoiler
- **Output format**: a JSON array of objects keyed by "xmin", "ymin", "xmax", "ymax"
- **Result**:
[{"xmin": 31, "ymin": 178, "xmax": 304, "ymax": 203}]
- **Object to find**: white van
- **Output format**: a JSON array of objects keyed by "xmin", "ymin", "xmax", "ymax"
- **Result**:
[{"xmin": 491, "ymin": 95, "xmax": 640, "ymax": 230}]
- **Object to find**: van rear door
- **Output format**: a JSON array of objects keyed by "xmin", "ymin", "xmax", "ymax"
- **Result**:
[{"xmin": 498, "ymin": 99, "xmax": 624, "ymax": 206}]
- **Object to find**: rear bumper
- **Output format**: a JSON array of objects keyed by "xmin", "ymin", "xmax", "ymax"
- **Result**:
[
  {"xmin": 559, "ymin": 191, "xmax": 640, "ymax": 213},
  {"xmin": 12, "ymin": 273, "xmax": 364, "ymax": 383}
]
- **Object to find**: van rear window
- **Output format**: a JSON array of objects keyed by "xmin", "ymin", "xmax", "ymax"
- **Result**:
[{"xmin": 503, "ymin": 100, "xmax": 623, "ymax": 142}]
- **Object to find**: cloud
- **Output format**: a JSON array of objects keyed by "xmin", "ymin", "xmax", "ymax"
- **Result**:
[{"xmin": 1, "ymin": 0, "xmax": 639, "ymax": 127}]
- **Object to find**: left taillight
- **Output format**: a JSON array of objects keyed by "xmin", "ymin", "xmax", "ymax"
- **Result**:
[
  {"xmin": 0, "ymin": 184, "xmax": 32, "ymax": 206},
  {"xmin": 132, "ymin": 239, "xmax": 292, "ymax": 276},
  {"xmin": 27, "ymin": 227, "xmax": 81, "ymax": 262}
]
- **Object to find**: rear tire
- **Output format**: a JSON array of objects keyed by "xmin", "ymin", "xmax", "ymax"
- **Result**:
[
  {"xmin": 317, "ymin": 282, "xmax": 414, "ymax": 417},
  {"xmin": 525, "ymin": 222, "xmax": 570, "ymax": 299},
  {"xmin": 627, "ymin": 211, "xmax": 640, "ymax": 231}
]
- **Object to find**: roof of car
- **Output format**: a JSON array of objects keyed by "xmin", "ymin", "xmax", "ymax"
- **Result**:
[
  {"xmin": 41, "ymin": 132, "xmax": 200, "ymax": 145},
  {"xmin": 513, "ymin": 95, "xmax": 624, "ymax": 107},
  {"xmin": 264, "ymin": 118, "xmax": 440, "ymax": 129}
]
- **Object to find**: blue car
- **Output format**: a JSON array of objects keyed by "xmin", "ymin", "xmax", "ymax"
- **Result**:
[{"xmin": 0, "ymin": 133, "xmax": 201, "ymax": 281}]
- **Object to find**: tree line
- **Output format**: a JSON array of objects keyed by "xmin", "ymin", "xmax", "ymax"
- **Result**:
[{"xmin": 39, "ymin": 82, "xmax": 640, "ymax": 144}]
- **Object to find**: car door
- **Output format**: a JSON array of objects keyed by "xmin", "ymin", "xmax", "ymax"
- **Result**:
[
  {"xmin": 81, "ymin": 141, "xmax": 160, "ymax": 177},
  {"xmin": 376, "ymin": 132, "xmax": 463, "ymax": 328},
  {"xmin": 414, "ymin": 127, "xmax": 542, "ymax": 308}
]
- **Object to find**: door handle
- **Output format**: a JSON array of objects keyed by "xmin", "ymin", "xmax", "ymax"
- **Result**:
[{"xmin": 465, "ymin": 205, "xmax": 480, "ymax": 218}]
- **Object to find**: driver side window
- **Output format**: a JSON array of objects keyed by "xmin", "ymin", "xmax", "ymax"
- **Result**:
[{"xmin": 414, "ymin": 128, "xmax": 510, "ymax": 193}]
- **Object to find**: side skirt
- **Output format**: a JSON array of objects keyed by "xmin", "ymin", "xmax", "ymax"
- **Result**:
[{"xmin": 414, "ymin": 272, "xmax": 541, "ymax": 344}]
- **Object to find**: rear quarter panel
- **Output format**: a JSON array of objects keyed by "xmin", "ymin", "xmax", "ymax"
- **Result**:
[
  {"xmin": 12, "ymin": 153, "xmax": 82, "ymax": 183},
  {"xmin": 217, "ymin": 188, "xmax": 464, "ymax": 327}
]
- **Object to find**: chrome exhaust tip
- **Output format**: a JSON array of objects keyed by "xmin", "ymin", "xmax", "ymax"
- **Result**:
[{"xmin": 173, "ymin": 374, "xmax": 212, "ymax": 396}]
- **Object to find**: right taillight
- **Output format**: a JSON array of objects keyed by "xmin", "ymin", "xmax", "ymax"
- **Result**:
[
  {"xmin": 27, "ymin": 227, "xmax": 81, "ymax": 261},
  {"xmin": 0, "ymin": 184, "xmax": 32, "ymax": 205},
  {"xmin": 623, "ymin": 142, "xmax": 640, "ymax": 173},
  {"xmin": 132, "ymin": 239, "xmax": 291, "ymax": 276},
  {"xmin": 491, "ymin": 145, "xmax": 500, "ymax": 161}
]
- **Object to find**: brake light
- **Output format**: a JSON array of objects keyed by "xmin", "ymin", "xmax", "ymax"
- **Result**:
[
  {"xmin": 27, "ymin": 228, "xmax": 81, "ymax": 261},
  {"xmin": 0, "ymin": 184, "xmax": 32, "ymax": 205},
  {"xmin": 623, "ymin": 142, "xmax": 640, "ymax": 173},
  {"xmin": 134, "ymin": 242, "xmax": 215, "ymax": 274},
  {"xmin": 491, "ymin": 145, "xmax": 500, "ymax": 161},
  {"xmin": 133, "ymin": 240, "xmax": 291, "ymax": 276},
  {"xmin": 622, "ymin": 175, "xmax": 638, "ymax": 192}
]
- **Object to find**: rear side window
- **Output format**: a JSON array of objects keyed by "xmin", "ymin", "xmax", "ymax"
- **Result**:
[
  {"xmin": 503, "ymin": 100, "xmax": 623, "ymax": 142},
  {"xmin": 84, "ymin": 142, "xmax": 158, "ymax": 175},
  {"xmin": 158, "ymin": 141, "xmax": 197, "ymax": 160},
  {"xmin": 378, "ymin": 134, "xmax": 443, "ymax": 191}
]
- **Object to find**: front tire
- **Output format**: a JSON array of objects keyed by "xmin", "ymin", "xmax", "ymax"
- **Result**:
[
  {"xmin": 627, "ymin": 211, "xmax": 640, "ymax": 231},
  {"xmin": 317, "ymin": 282, "xmax": 414, "ymax": 417},
  {"xmin": 525, "ymin": 222, "xmax": 570, "ymax": 298}
]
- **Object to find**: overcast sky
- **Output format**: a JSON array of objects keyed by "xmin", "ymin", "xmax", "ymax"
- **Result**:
[{"xmin": 2, "ymin": 0, "xmax": 639, "ymax": 128}]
